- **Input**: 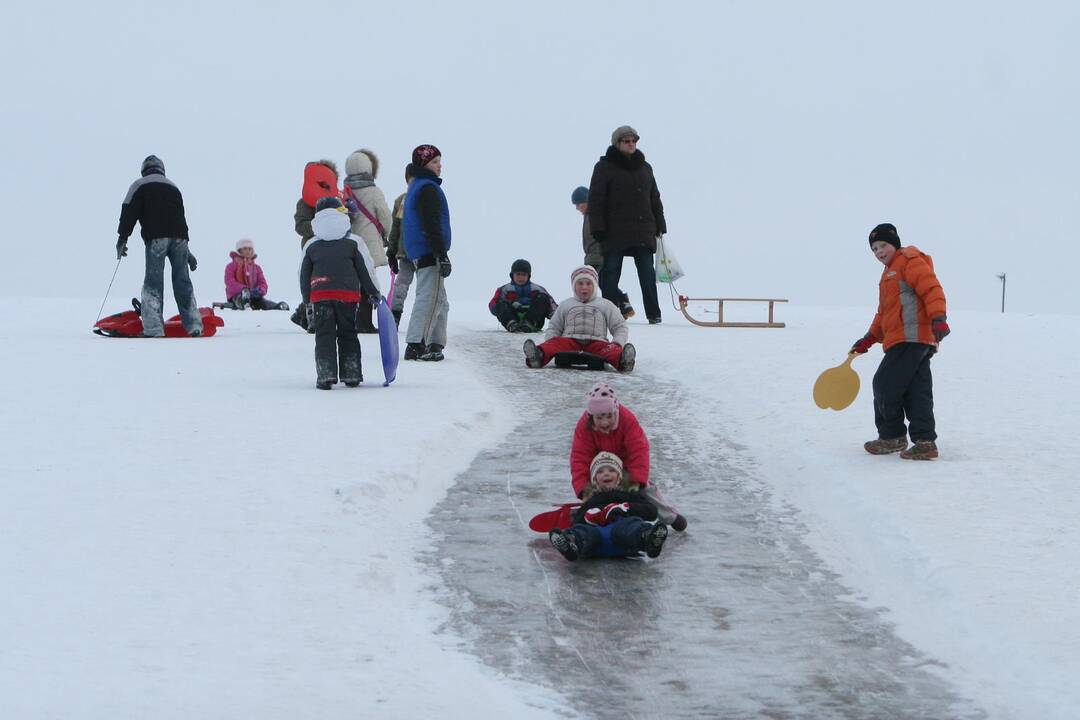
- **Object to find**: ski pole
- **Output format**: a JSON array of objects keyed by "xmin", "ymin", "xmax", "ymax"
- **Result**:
[{"xmin": 95, "ymin": 257, "xmax": 122, "ymax": 323}]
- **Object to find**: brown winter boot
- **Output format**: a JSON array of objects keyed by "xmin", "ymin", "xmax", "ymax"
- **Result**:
[
  {"xmin": 864, "ymin": 436, "xmax": 908, "ymax": 455},
  {"xmin": 900, "ymin": 440, "xmax": 939, "ymax": 460}
]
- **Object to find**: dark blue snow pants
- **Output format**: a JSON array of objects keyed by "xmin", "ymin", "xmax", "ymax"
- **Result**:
[{"xmin": 872, "ymin": 343, "xmax": 937, "ymax": 442}]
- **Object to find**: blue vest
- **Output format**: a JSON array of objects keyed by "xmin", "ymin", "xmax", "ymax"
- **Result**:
[{"xmin": 402, "ymin": 178, "xmax": 452, "ymax": 261}]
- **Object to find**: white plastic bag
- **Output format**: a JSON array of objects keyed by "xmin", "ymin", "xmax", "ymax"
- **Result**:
[{"xmin": 654, "ymin": 235, "xmax": 685, "ymax": 283}]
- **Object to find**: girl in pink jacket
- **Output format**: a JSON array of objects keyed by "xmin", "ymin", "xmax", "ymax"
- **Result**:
[{"xmin": 224, "ymin": 239, "xmax": 288, "ymax": 310}]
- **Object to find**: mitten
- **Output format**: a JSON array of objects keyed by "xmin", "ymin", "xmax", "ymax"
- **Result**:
[
  {"xmin": 600, "ymin": 502, "xmax": 630, "ymax": 522},
  {"xmin": 931, "ymin": 316, "xmax": 950, "ymax": 342},
  {"xmin": 367, "ymin": 292, "xmax": 382, "ymax": 307},
  {"xmin": 344, "ymin": 197, "xmax": 360, "ymax": 214},
  {"xmin": 851, "ymin": 332, "xmax": 876, "ymax": 354}
]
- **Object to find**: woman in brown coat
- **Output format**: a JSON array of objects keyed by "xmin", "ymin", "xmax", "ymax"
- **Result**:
[{"xmin": 587, "ymin": 125, "xmax": 667, "ymax": 323}]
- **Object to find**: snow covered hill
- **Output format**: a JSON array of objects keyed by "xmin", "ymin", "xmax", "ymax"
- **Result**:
[{"xmin": 3, "ymin": 297, "xmax": 1077, "ymax": 719}]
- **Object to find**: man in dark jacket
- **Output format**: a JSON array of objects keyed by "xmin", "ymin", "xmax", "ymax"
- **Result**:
[
  {"xmin": 587, "ymin": 126, "xmax": 668, "ymax": 324},
  {"xmin": 402, "ymin": 144, "xmax": 451, "ymax": 362},
  {"xmin": 116, "ymin": 155, "xmax": 203, "ymax": 337}
]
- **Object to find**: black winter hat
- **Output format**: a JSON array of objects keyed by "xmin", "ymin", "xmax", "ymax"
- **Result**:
[
  {"xmin": 571, "ymin": 186, "xmax": 588, "ymax": 204},
  {"xmin": 510, "ymin": 258, "xmax": 532, "ymax": 279},
  {"xmin": 315, "ymin": 196, "xmax": 345, "ymax": 213},
  {"xmin": 869, "ymin": 222, "xmax": 901, "ymax": 250}
]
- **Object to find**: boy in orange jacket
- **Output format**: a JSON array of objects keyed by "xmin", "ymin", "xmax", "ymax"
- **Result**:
[{"xmin": 851, "ymin": 223, "xmax": 950, "ymax": 460}]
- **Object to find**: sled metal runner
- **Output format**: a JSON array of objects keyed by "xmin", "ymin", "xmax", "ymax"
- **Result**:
[{"xmin": 678, "ymin": 295, "xmax": 788, "ymax": 328}]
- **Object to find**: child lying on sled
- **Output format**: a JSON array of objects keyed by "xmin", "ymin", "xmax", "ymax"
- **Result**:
[
  {"xmin": 548, "ymin": 452, "xmax": 668, "ymax": 561},
  {"xmin": 522, "ymin": 265, "xmax": 635, "ymax": 372}
]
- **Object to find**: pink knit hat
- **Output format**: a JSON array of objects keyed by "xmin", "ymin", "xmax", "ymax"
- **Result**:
[
  {"xmin": 586, "ymin": 382, "xmax": 619, "ymax": 418},
  {"xmin": 570, "ymin": 265, "xmax": 599, "ymax": 289}
]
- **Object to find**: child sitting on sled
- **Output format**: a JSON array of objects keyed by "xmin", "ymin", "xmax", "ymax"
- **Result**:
[
  {"xmin": 522, "ymin": 265, "xmax": 635, "ymax": 372},
  {"xmin": 488, "ymin": 258, "xmax": 557, "ymax": 332},
  {"xmin": 548, "ymin": 452, "xmax": 668, "ymax": 561},
  {"xmin": 223, "ymin": 239, "xmax": 288, "ymax": 310}
]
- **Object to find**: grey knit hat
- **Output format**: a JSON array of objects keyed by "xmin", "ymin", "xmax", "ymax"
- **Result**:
[
  {"xmin": 141, "ymin": 155, "xmax": 165, "ymax": 176},
  {"xmin": 610, "ymin": 125, "xmax": 639, "ymax": 146}
]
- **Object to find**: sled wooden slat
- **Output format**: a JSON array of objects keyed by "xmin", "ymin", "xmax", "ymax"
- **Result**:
[{"xmin": 678, "ymin": 296, "xmax": 788, "ymax": 328}]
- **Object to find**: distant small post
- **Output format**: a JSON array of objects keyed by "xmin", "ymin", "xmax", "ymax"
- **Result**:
[{"xmin": 997, "ymin": 273, "xmax": 1006, "ymax": 313}]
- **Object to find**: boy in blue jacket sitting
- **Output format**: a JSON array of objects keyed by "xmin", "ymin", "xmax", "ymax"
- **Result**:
[{"xmin": 488, "ymin": 259, "xmax": 557, "ymax": 332}]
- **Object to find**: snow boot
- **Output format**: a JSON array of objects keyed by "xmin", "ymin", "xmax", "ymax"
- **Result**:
[
  {"xmin": 506, "ymin": 320, "xmax": 521, "ymax": 333},
  {"xmin": 648, "ymin": 317, "xmax": 662, "ymax": 325},
  {"xmin": 621, "ymin": 302, "xmax": 636, "ymax": 319},
  {"xmin": 404, "ymin": 342, "xmax": 425, "ymax": 361},
  {"xmin": 618, "ymin": 343, "xmax": 636, "ymax": 373},
  {"xmin": 900, "ymin": 440, "xmax": 939, "ymax": 460},
  {"xmin": 864, "ymin": 436, "xmax": 908, "ymax": 455},
  {"xmin": 643, "ymin": 523, "xmax": 668, "ymax": 559},
  {"xmin": 316, "ymin": 379, "xmax": 335, "ymax": 390},
  {"xmin": 523, "ymin": 339, "xmax": 544, "ymax": 368},
  {"xmin": 549, "ymin": 529, "xmax": 579, "ymax": 561},
  {"xmin": 420, "ymin": 343, "xmax": 445, "ymax": 361},
  {"xmin": 276, "ymin": 301, "xmax": 290, "ymax": 311},
  {"xmin": 344, "ymin": 379, "xmax": 361, "ymax": 388},
  {"xmin": 520, "ymin": 320, "xmax": 539, "ymax": 333}
]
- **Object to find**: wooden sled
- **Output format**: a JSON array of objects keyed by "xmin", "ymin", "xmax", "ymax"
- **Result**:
[
  {"xmin": 553, "ymin": 351, "xmax": 607, "ymax": 370},
  {"xmin": 678, "ymin": 295, "xmax": 787, "ymax": 328}
]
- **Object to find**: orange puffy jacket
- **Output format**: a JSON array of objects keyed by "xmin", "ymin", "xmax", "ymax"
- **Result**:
[{"xmin": 868, "ymin": 246, "xmax": 947, "ymax": 351}]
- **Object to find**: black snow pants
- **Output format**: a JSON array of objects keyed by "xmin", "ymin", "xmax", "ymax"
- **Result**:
[
  {"xmin": 872, "ymin": 342, "xmax": 936, "ymax": 442},
  {"xmin": 492, "ymin": 292, "xmax": 553, "ymax": 331},
  {"xmin": 313, "ymin": 300, "xmax": 362, "ymax": 384}
]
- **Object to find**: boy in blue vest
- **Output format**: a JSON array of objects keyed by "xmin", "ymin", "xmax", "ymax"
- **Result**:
[
  {"xmin": 402, "ymin": 144, "xmax": 451, "ymax": 361},
  {"xmin": 488, "ymin": 259, "xmax": 557, "ymax": 332}
]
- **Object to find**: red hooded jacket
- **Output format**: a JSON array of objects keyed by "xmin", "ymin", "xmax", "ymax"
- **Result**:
[{"xmin": 569, "ymin": 405, "xmax": 650, "ymax": 498}]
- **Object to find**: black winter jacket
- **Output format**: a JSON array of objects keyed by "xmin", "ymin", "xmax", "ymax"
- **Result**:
[
  {"xmin": 117, "ymin": 172, "xmax": 189, "ymax": 242},
  {"xmin": 587, "ymin": 147, "xmax": 666, "ymax": 255},
  {"xmin": 571, "ymin": 489, "xmax": 658, "ymax": 525},
  {"xmin": 299, "ymin": 236, "xmax": 379, "ymax": 304}
]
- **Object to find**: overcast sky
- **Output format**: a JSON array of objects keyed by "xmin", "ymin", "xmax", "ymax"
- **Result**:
[{"xmin": 3, "ymin": 1, "xmax": 1077, "ymax": 314}]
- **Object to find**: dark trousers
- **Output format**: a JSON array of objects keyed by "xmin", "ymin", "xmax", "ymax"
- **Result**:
[
  {"xmin": 567, "ymin": 516, "xmax": 648, "ymax": 558},
  {"xmin": 313, "ymin": 300, "xmax": 362, "ymax": 383},
  {"xmin": 492, "ymin": 293, "xmax": 552, "ymax": 330},
  {"xmin": 873, "ymin": 343, "xmax": 936, "ymax": 441},
  {"xmin": 601, "ymin": 246, "xmax": 660, "ymax": 320}
]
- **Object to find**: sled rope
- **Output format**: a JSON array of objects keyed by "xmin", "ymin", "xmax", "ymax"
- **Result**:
[{"xmin": 95, "ymin": 258, "xmax": 123, "ymax": 323}]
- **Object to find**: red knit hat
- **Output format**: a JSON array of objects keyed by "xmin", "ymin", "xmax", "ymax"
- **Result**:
[{"xmin": 412, "ymin": 144, "xmax": 442, "ymax": 169}]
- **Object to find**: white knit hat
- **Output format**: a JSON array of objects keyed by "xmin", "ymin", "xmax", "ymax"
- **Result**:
[
  {"xmin": 590, "ymin": 451, "xmax": 624, "ymax": 481},
  {"xmin": 236, "ymin": 238, "xmax": 255, "ymax": 251}
]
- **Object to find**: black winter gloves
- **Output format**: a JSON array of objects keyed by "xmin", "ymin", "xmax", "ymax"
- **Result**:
[
  {"xmin": 437, "ymin": 254, "xmax": 452, "ymax": 278},
  {"xmin": 116, "ymin": 237, "xmax": 128, "ymax": 260}
]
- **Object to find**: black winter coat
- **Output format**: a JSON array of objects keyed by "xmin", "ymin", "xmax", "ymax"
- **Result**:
[
  {"xmin": 117, "ymin": 172, "xmax": 189, "ymax": 242},
  {"xmin": 586, "ymin": 147, "xmax": 666, "ymax": 255},
  {"xmin": 571, "ymin": 489, "xmax": 658, "ymax": 525}
]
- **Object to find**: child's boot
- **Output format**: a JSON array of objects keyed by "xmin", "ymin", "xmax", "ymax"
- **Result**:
[
  {"xmin": 618, "ymin": 343, "xmax": 636, "ymax": 372},
  {"xmin": 864, "ymin": 436, "xmax": 908, "ymax": 454},
  {"xmin": 900, "ymin": 440, "xmax": 939, "ymax": 460},
  {"xmin": 404, "ymin": 342, "xmax": 425, "ymax": 360},
  {"xmin": 549, "ymin": 529, "xmax": 579, "ymax": 561},
  {"xmin": 523, "ymin": 339, "xmax": 544, "ymax": 368},
  {"xmin": 420, "ymin": 343, "xmax": 444, "ymax": 361},
  {"xmin": 643, "ymin": 523, "xmax": 668, "ymax": 558}
]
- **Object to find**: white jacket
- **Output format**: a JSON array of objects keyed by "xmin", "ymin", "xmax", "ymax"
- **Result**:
[
  {"xmin": 545, "ymin": 289, "xmax": 628, "ymax": 345},
  {"xmin": 344, "ymin": 150, "xmax": 392, "ymax": 267}
]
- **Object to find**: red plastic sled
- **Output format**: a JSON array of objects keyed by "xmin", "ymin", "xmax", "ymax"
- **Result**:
[
  {"xmin": 528, "ymin": 503, "xmax": 581, "ymax": 533},
  {"xmin": 94, "ymin": 299, "xmax": 224, "ymax": 338}
]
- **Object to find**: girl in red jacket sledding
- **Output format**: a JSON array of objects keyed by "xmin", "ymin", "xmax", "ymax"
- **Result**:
[
  {"xmin": 223, "ymin": 239, "xmax": 288, "ymax": 310},
  {"xmin": 569, "ymin": 382, "xmax": 687, "ymax": 531}
]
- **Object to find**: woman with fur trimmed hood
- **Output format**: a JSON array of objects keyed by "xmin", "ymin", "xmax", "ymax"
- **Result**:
[{"xmin": 343, "ymin": 149, "xmax": 392, "ymax": 332}]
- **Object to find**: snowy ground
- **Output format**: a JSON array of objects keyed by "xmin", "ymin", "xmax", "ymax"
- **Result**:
[{"xmin": 2, "ymin": 293, "xmax": 1078, "ymax": 719}]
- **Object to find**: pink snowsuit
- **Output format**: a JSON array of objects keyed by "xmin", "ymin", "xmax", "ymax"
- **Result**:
[
  {"xmin": 569, "ymin": 405, "xmax": 650, "ymax": 498},
  {"xmin": 224, "ymin": 252, "xmax": 268, "ymax": 299}
]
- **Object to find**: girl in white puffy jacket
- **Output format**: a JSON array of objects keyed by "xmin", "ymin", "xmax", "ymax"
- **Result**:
[{"xmin": 343, "ymin": 149, "xmax": 392, "ymax": 331}]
